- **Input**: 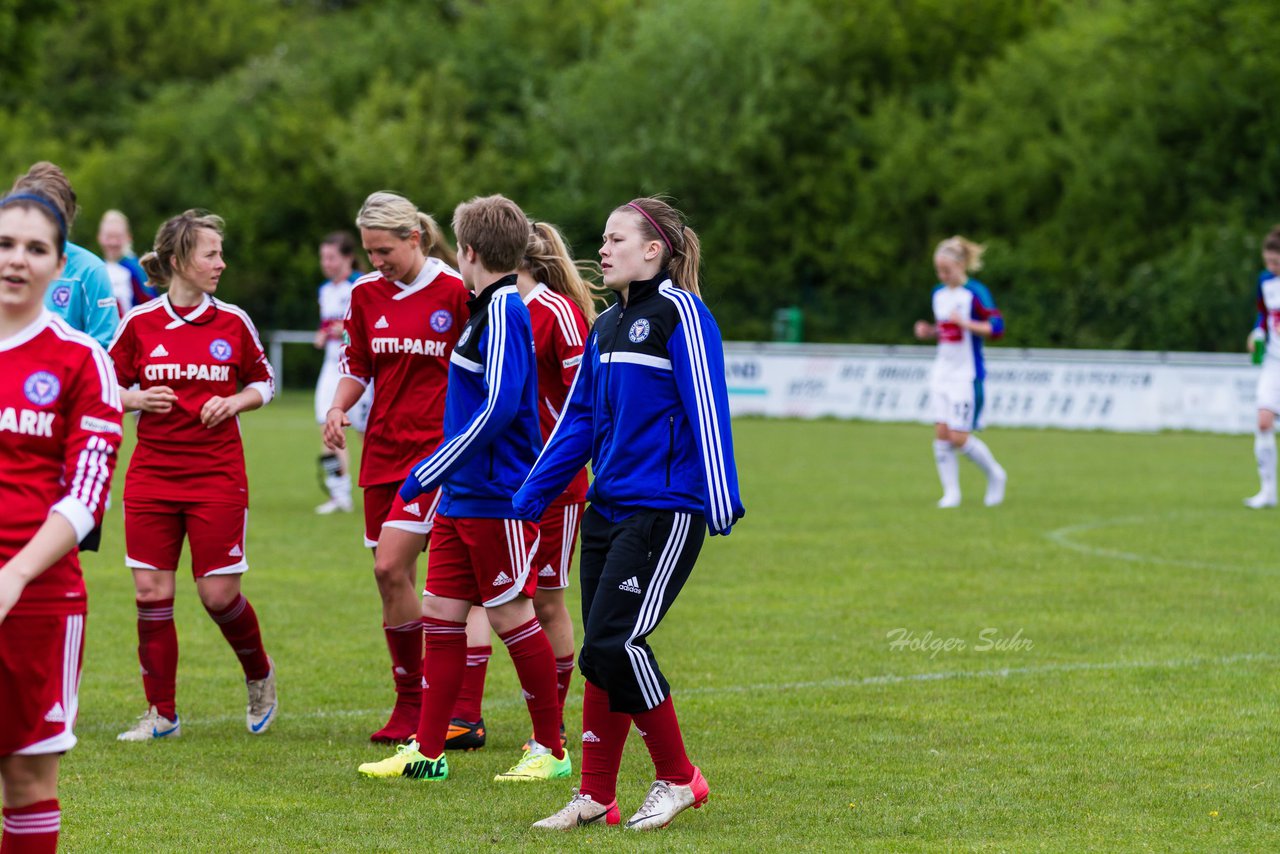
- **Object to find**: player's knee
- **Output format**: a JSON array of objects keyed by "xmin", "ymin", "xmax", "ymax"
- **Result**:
[
  {"xmin": 532, "ymin": 594, "xmax": 564, "ymax": 627},
  {"xmin": 372, "ymin": 555, "xmax": 411, "ymax": 589}
]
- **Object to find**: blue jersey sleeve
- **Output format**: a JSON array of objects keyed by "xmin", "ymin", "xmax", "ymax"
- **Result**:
[
  {"xmin": 514, "ymin": 334, "xmax": 597, "ymax": 521},
  {"xmin": 666, "ymin": 291, "xmax": 744, "ymax": 536},
  {"xmin": 967, "ymin": 280, "xmax": 1004, "ymax": 339},
  {"xmin": 400, "ymin": 295, "xmax": 533, "ymax": 500}
]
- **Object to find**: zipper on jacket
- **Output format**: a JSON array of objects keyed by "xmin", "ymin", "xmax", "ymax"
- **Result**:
[{"xmin": 665, "ymin": 415, "xmax": 674, "ymax": 486}]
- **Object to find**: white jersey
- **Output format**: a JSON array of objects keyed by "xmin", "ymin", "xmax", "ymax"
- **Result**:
[
  {"xmin": 1257, "ymin": 273, "xmax": 1280, "ymax": 364},
  {"xmin": 318, "ymin": 275, "xmax": 359, "ymax": 363},
  {"xmin": 930, "ymin": 280, "xmax": 1003, "ymax": 385}
]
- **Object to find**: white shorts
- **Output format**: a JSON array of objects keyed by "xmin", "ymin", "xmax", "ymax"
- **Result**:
[
  {"xmin": 316, "ymin": 361, "xmax": 373, "ymax": 432},
  {"xmin": 1257, "ymin": 360, "xmax": 1280, "ymax": 415},
  {"xmin": 931, "ymin": 379, "xmax": 983, "ymax": 432}
]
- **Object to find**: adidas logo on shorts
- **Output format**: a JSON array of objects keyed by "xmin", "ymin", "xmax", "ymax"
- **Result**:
[
  {"xmin": 538, "ymin": 566, "xmax": 556, "ymax": 577},
  {"xmin": 403, "ymin": 502, "xmax": 421, "ymax": 516},
  {"xmin": 582, "ymin": 730, "xmax": 600, "ymax": 743},
  {"xmin": 492, "ymin": 571, "xmax": 513, "ymax": 586},
  {"xmin": 618, "ymin": 576, "xmax": 642, "ymax": 594},
  {"xmin": 149, "ymin": 344, "xmax": 169, "ymax": 358},
  {"xmin": 228, "ymin": 544, "xmax": 243, "ymax": 558},
  {"xmin": 375, "ymin": 315, "xmax": 390, "ymax": 329},
  {"xmin": 43, "ymin": 701, "xmax": 66, "ymax": 724}
]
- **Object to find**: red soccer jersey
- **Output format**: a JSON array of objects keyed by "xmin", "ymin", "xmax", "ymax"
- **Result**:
[
  {"xmin": 0, "ymin": 312, "xmax": 123, "ymax": 617},
  {"xmin": 340, "ymin": 258, "xmax": 470, "ymax": 487},
  {"xmin": 524, "ymin": 283, "xmax": 589, "ymax": 504},
  {"xmin": 108, "ymin": 294, "xmax": 274, "ymax": 504}
]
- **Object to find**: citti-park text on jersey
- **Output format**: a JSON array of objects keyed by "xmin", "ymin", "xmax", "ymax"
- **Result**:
[
  {"xmin": 143, "ymin": 363, "xmax": 233, "ymax": 382},
  {"xmin": 0, "ymin": 407, "xmax": 55, "ymax": 437},
  {"xmin": 371, "ymin": 337, "xmax": 448, "ymax": 357}
]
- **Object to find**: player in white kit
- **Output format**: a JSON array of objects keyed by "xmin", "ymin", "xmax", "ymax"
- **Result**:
[
  {"xmin": 314, "ymin": 232, "xmax": 372, "ymax": 514},
  {"xmin": 913, "ymin": 236, "xmax": 1007, "ymax": 508},
  {"xmin": 1244, "ymin": 226, "xmax": 1280, "ymax": 508}
]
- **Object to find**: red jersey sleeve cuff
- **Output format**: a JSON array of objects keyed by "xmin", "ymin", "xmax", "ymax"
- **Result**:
[
  {"xmin": 338, "ymin": 372, "xmax": 370, "ymax": 388},
  {"xmin": 51, "ymin": 497, "xmax": 96, "ymax": 541}
]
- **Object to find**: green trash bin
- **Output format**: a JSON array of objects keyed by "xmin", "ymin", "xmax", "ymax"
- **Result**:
[{"xmin": 772, "ymin": 306, "xmax": 803, "ymax": 342}]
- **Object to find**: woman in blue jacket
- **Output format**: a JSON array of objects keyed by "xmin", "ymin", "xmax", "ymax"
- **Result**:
[{"xmin": 517, "ymin": 196, "xmax": 744, "ymax": 832}]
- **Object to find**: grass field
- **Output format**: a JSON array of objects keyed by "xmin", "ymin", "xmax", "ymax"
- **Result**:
[{"xmin": 58, "ymin": 394, "xmax": 1280, "ymax": 852}]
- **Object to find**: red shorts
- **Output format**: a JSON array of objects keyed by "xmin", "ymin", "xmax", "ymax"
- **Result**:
[
  {"xmin": 124, "ymin": 498, "xmax": 248, "ymax": 578},
  {"xmin": 424, "ymin": 514, "xmax": 539, "ymax": 606},
  {"xmin": 362, "ymin": 482, "xmax": 440, "ymax": 548},
  {"xmin": 0, "ymin": 613, "xmax": 84, "ymax": 756},
  {"xmin": 532, "ymin": 501, "xmax": 583, "ymax": 590}
]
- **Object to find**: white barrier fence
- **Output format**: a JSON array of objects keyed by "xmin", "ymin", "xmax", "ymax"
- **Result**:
[
  {"xmin": 267, "ymin": 331, "xmax": 1260, "ymax": 434},
  {"xmin": 723, "ymin": 343, "xmax": 1259, "ymax": 434}
]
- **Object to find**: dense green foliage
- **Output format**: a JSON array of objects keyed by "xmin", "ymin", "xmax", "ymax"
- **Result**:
[{"xmin": 6, "ymin": 0, "xmax": 1276, "ymax": 349}]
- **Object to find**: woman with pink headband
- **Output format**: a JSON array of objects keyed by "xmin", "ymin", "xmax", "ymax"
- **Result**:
[
  {"xmin": 913, "ymin": 235, "xmax": 1008, "ymax": 508},
  {"xmin": 516, "ymin": 196, "xmax": 744, "ymax": 832}
]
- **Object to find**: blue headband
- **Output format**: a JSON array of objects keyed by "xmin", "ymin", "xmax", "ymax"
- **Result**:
[{"xmin": 0, "ymin": 193, "xmax": 68, "ymax": 252}]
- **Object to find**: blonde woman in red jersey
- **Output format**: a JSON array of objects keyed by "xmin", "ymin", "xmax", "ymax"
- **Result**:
[
  {"xmin": 109, "ymin": 210, "xmax": 278, "ymax": 742},
  {"xmin": 0, "ymin": 192, "xmax": 122, "ymax": 853},
  {"xmin": 446, "ymin": 221, "xmax": 598, "ymax": 751},
  {"xmin": 323, "ymin": 191, "xmax": 471, "ymax": 742}
]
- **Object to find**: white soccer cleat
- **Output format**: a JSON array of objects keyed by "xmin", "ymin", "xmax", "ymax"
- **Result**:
[
  {"xmin": 984, "ymin": 467, "xmax": 1007, "ymax": 507},
  {"xmin": 246, "ymin": 659, "xmax": 278, "ymax": 734},
  {"xmin": 1244, "ymin": 491, "xmax": 1277, "ymax": 509},
  {"xmin": 936, "ymin": 492, "xmax": 961, "ymax": 509},
  {"xmin": 531, "ymin": 790, "xmax": 621, "ymax": 830},
  {"xmin": 315, "ymin": 498, "xmax": 353, "ymax": 515},
  {"xmin": 624, "ymin": 767, "xmax": 710, "ymax": 831},
  {"xmin": 117, "ymin": 706, "xmax": 181, "ymax": 742}
]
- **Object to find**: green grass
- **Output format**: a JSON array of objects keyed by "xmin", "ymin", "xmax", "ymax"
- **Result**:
[{"xmin": 61, "ymin": 395, "xmax": 1280, "ymax": 852}]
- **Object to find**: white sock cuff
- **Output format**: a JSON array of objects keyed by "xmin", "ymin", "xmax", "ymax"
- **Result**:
[{"xmin": 1256, "ymin": 429, "xmax": 1275, "ymax": 450}]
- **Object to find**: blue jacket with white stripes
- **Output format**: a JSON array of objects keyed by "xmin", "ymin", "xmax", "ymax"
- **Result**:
[
  {"xmin": 514, "ymin": 272, "xmax": 744, "ymax": 535},
  {"xmin": 399, "ymin": 276, "xmax": 542, "ymax": 518}
]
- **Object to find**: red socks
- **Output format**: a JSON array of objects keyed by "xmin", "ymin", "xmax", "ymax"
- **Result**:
[
  {"xmin": 632, "ymin": 695, "xmax": 695, "ymax": 785},
  {"xmin": 555, "ymin": 653, "xmax": 575, "ymax": 719},
  {"xmin": 578, "ymin": 680, "xmax": 631, "ymax": 803},
  {"xmin": 136, "ymin": 598, "xmax": 178, "ymax": 719},
  {"xmin": 498, "ymin": 618, "xmax": 563, "ymax": 759},
  {"xmin": 383, "ymin": 619, "xmax": 425, "ymax": 705},
  {"xmin": 451, "ymin": 644, "xmax": 491, "ymax": 723},
  {"xmin": 416, "ymin": 617, "xmax": 467, "ymax": 757},
  {"xmin": 204, "ymin": 594, "xmax": 270, "ymax": 681},
  {"xmin": 1, "ymin": 799, "xmax": 59, "ymax": 854}
]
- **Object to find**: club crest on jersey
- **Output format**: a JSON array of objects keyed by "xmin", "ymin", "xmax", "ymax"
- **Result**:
[
  {"xmin": 430, "ymin": 310, "xmax": 454, "ymax": 333},
  {"xmin": 628, "ymin": 318, "xmax": 651, "ymax": 344},
  {"xmin": 456, "ymin": 326, "xmax": 472, "ymax": 348},
  {"xmin": 209, "ymin": 338, "xmax": 233, "ymax": 361},
  {"xmin": 50, "ymin": 285, "xmax": 71, "ymax": 308},
  {"xmin": 23, "ymin": 371, "xmax": 60, "ymax": 406}
]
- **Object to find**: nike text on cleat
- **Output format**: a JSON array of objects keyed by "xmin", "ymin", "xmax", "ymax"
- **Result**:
[
  {"xmin": 117, "ymin": 706, "xmax": 181, "ymax": 742},
  {"xmin": 444, "ymin": 717, "xmax": 486, "ymax": 751},
  {"xmin": 984, "ymin": 467, "xmax": 1007, "ymax": 507},
  {"xmin": 494, "ymin": 743, "xmax": 572, "ymax": 782},
  {"xmin": 625, "ymin": 767, "xmax": 710, "ymax": 830},
  {"xmin": 1244, "ymin": 491, "xmax": 1277, "ymax": 509},
  {"xmin": 358, "ymin": 740, "xmax": 449, "ymax": 781},
  {"xmin": 246, "ymin": 659, "xmax": 277, "ymax": 734},
  {"xmin": 532, "ymin": 790, "xmax": 622, "ymax": 830}
]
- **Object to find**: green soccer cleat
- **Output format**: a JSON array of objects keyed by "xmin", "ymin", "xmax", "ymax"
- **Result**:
[
  {"xmin": 357, "ymin": 739, "xmax": 449, "ymax": 781},
  {"xmin": 494, "ymin": 743, "xmax": 572, "ymax": 782}
]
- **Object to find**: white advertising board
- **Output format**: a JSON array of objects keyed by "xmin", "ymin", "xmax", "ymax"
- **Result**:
[{"xmin": 724, "ymin": 343, "xmax": 1257, "ymax": 434}]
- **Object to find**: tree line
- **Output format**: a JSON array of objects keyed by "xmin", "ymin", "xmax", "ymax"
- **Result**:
[{"xmin": 5, "ymin": 0, "xmax": 1276, "ymax": 365}]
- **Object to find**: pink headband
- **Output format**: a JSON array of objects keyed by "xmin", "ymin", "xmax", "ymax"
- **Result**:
[{"xmin": 628, "ymin": 202, "xmax": 674, "ymax": 257}]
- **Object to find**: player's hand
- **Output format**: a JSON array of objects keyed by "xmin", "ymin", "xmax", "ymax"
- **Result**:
[
  {"xmin": 200, "ymin": 395, "xmax": 240, "ymax": 428},
  {"xmin": 137, "ymin": 385, "xmax": 178, "ymax": 413},
  {"xmin": 0, "ymin": 569, "xmax": 25, "ymax": 626},
  {"xmin": 398, "ymin": 474, "xmax": 424, "ymax": 503},
  {"xmin": 314, "ymin": 329, "xmax": 328, "ymax": 350},
  {"xmin": 913, "ymin": 320, "xmax": 934, "ymax": 340},
  {"xmin": 323, "ymin": 407, "xmax": 350, "ymax": 451}
]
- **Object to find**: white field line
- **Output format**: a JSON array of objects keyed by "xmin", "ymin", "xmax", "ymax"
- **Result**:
[
  {"xmin": 1044, "ymin": 514, "xmax": 1280, "ymax": 576},
  {"xmin": 80, "ymin": 651, "xmax": 1276, "ymax": 733}
]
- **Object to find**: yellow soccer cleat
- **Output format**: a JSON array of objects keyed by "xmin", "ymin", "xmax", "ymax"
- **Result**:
[
  {"xmin": 494, "ymin": 744, "xmax": 571, "ymax": 782},
  {"xmin": 357, "ymin": 740, "xmax": 449, "ymax": 781}
]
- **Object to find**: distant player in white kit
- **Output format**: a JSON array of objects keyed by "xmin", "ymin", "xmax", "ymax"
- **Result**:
[
  {"xmin": 313, "ymin": 232, "xmax": 371, "ymax": 515},
  {"xmin": 913, "ymin": 236, "xmax": 1007, "ymax": 508},
  {"xmin": 1244, "ymin": 225, "xmax": 1280, "ymax": 508}
]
